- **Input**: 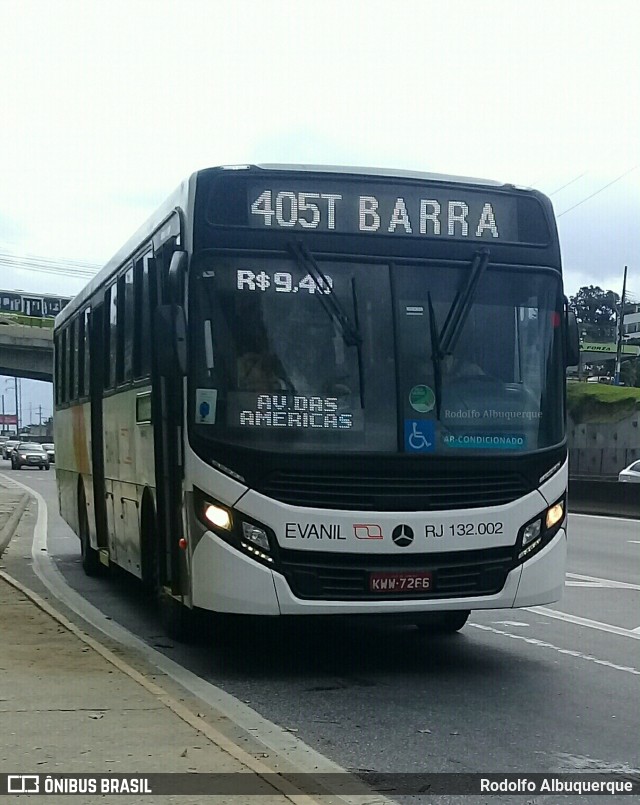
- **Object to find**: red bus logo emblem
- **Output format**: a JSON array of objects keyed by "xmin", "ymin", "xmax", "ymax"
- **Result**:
[{"xmin": 353, "ymin": 524, "xmax": 383, "ymax": 540}]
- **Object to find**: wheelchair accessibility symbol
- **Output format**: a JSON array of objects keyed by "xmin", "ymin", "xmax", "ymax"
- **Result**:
[{"xmin": 404, "ymin": 419, "xmax": 435, "ymax": 452}]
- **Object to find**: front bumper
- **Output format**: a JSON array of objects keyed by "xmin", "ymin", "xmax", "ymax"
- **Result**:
[{"xmin": 191, "ymin": 527, "xmax": 566, "ymax": 615}]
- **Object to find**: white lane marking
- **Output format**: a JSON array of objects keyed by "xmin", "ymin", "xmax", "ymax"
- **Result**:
[
  {"xmin": 569, "ymin": 512, "xmax": 640, "ymax": 524},
  {"xmin": 629, "ymin": 540, "xmax": 640, "ymax": 544},
  {"xmin": 0, "ymin": 472, "xmax": 393, "ymax": 805},
  {"xmin": 492, "ymin": 621, "xmax": 530, "ymax": 627},
  {"xmin": 566, "ymin": 572, "xmax": 640, "ymax": 591},
  {"xmin": 528, "ymin": 606, "xmax": 640, "ymax": 640},
  {"xmin": 470, "ymin": 623, "xmax": 640, "ymax": 675},
  {"xmin": 565, "ymin": 581, "xmax": 605, "ymax": 587}
]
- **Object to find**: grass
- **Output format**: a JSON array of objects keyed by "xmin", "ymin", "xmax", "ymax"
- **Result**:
[{"xmin": 567, "ymin": 382, "xmax": 640, "ymax": 423}]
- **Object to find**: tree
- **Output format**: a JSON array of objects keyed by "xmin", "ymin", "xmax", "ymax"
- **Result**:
[
  {"xmin": 621, "ymin": 358, "xmax": 640, "ymax": 388},
  {"xmin": 569, "ymin": 285, "xmax": 619, "ymax": 341}
]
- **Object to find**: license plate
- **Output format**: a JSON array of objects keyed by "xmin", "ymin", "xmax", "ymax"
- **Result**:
[
  {"xmin": 28, "ymin": 457, "xmax": 38, "ymax": 463},
  {"xmin": 369, "ymin": 571, "xmax": 432, "ymax": 593}
]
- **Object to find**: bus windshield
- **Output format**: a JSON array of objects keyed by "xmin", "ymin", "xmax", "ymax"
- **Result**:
[{"xmin": 189, "ymin": 253, "xmax": 564, "ymax": 456}]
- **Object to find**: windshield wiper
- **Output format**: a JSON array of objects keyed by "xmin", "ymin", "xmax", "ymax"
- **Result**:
[
  {"xmin": 427, "ymin": 292, "xmax": 443, "ymax": 420},
  {"xmin": 428, "ymin": 248, "xmax": 490, "ymax": 420},
  {"xmin": 288, "ymin": 240, "xmax": 364, "ymax": 407},
  {"xmin": 439, "ymin": 248, "xmax": 490, "ymax": 355},
  {"xmin": 288, "ymin": 241, "xmax": 362, "ymax": 347}
]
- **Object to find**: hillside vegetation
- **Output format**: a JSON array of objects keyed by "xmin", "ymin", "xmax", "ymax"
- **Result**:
[{"xmin": 567, "ymin": 382, "xmax": 640, "ymax": 424}]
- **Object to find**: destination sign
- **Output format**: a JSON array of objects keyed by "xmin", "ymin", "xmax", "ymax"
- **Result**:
[{"xmin": 247, "ymin": 181, "xmax": 523, "ymax": 242}]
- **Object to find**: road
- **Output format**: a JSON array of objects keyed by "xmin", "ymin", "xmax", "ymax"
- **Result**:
[{"xmin": 3, "ymin": 464, "xmax": 639, "ymax": 800}]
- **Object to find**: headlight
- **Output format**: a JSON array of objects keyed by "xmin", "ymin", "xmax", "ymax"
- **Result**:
[
  {"xmin": 204, "ymin": 503, "xmax": 232, "ymax": 530},
  {"xmin": 546, "ymin": 501, "xmax": 564, "ymax": 530},
  {"xmin": 242, "ymin": 522, "xmax": 271, "ymax": 552},
  {"xmin": 194, "ymin": 489, "xmax": 276, "ymax": 568},
  {"xmin": 522, "ymin": 518, "xmax": 541, "ymax": 547},
  {"xmin": 517, "ymin": 495, "xmax": 565, "ymax": 562}
]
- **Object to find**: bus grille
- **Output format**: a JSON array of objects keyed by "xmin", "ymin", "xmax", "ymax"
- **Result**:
[
  {"xmin": 259, "ymin": 470, "xmax": 530, "ymax": 511},
  {"xmin": 278, "ymin": 546, "xmax": 515, "ymax": 600}
]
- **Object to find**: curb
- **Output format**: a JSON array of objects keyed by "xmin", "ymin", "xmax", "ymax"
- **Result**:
[{"xmin": 0, "ymin": 491, "xmax": 30, "ymax": 557}]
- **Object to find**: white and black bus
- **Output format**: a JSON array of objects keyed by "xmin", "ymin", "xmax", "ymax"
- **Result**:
[{"xmin": 54, "ymin": 164, "xmax": 579, "ymax": 637}]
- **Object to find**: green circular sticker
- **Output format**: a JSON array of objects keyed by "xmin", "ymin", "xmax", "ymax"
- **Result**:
[{"xmin": 409, "ymin": 384, "xmax": 435, "ymax": 413}]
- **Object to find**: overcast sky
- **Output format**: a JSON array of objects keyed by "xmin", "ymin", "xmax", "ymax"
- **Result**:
[{"xmin": 1, "ymin": 0, "xmax": 639, "ymax": 418}]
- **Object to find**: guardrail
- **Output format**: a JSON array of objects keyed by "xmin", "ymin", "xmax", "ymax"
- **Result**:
[
  {"xmin": 0, "ymin": 314, "xmax": 54, "ymax": 328},
  {"xmin": 569, "ymin": 478, "xmax": 640, "ymax": 519}
]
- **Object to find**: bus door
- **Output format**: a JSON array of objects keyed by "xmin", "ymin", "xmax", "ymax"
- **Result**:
[
  {"xmin": 88, "ymin": 302, "xmax": 108, "ymax": 552},
  {"xmin": 151, "ymin": 233, "xmax": 185, "ymax": 597}
]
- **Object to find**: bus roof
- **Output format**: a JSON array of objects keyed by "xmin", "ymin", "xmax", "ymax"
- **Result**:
[{"xmin": 251, "ymin": 163, "xmax": 514, "ymax": 188}]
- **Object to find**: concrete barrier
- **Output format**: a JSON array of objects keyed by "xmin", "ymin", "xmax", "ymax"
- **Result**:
[{"xmin": 569, "ymin": 478, "xmax": 640, "ymax": 519}]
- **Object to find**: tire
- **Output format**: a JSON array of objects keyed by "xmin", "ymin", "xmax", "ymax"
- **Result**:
[
  {"xmin": 140, "ymin": 499, "xmax": 160, "ymax": 597},
  {"xmin": 415, "ymin": 610, "xmax": 470, "ymax": 634},
  {"xmin": 140, "ymin": 499, "xmax": 196, "ymax": 642},
  {"xmin": 79, "ymin": 488, "xmax": 102, "ymax": 577},
  {"xmin": 45, "ymin": 465, "xmax": 50, "ymax": 471},
  {"xmin": 159, "ymin": 593, "xmax": 199, "ymax": 643}
]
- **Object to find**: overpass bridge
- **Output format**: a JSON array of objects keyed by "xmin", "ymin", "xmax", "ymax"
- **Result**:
[{"xmin": 0, "ymin": 317, "xmax": 54, "ymax": 382}]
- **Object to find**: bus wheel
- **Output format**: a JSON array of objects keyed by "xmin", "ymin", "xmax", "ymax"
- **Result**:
[
  {"xmin": 140, "ymin": 500, "xmax": 159, "ymax": 598},
  {"xmin": 415, "ymin": 610, "xmax": 470, "ymax": 634},
  {"xmin": 79, "ymin": 489, "xmax": 102, "ymax": 577},
  {"xmin": 141, "ymin": 499, "xmax": 196, "ymax": 642},
  {"xmin": 159, "ymin": 593, "xmax": 198, "ymax": 643}
]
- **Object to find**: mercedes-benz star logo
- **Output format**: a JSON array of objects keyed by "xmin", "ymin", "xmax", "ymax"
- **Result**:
[{"xmin": 392, "ymin": 524, "xmax": 414, "ymax": 547}]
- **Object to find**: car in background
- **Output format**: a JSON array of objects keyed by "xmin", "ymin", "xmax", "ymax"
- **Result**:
[
  {"xmin": 618, "ymin": 460, "xmax": 640, "ymax": 483},
  {"xmin": 11, "ymin": 442, "xmax": 50, "ymax": 470},
  {"xmin": 2, "ymin": 440, "xmax": 19, "ymax": 459},
  {"xmin": 42, "ymin": 443, "xmax": 55, "ymax": 463}
]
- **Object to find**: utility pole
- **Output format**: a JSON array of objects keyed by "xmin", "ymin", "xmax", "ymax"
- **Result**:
[
  {"xmin": 614, "ymin": 265, "xmax": 628, "ymax": 386},
  {"xmin": 14, "ymin": 377, "xmax": 19, "ymax": 435}
]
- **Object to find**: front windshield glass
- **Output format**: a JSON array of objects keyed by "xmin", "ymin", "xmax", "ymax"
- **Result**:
[
  {"xmin": 395, "ymin": 264, "xmax": 564, "ymax": 454},
  {"xmin": 189, "ymin": 254, "xmax": 564, "ymax": 456}
]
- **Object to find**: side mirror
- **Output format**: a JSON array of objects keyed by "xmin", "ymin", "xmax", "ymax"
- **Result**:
[
  {"xmin": 566, "ymin": 309, "xmax": 580, "ymax": 367},
  {"xmin": 168, "ymin": 251, "xmax": 188, "ymax": 305},
  {"xmin": 155, "ymin": 304, "xmax": 187, "ymax": 377}
]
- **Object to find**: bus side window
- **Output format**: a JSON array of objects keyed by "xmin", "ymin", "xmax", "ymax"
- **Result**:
[
  {"xmin": 122, "ymin": 265, "xmax": 134, "ymax": 382},
  {"xmin": 77, "ymin": 313, "xmax": 85, "ymax": 398},
  {"xmin": 104, "ymin": 285, "xmax": 115, "ymax": 389},
  {"xmin": 61, "ymin": 328, "xmax": 68, "ymax": 404},
  {"xmin": 83, "ymin": 308, "xmax": 90, "ymax": 396},
  {"xmin": 54, "ymin": 332, "xmax": 61, "ymax": 406},
  {"xmin": 134, "ymin": 251, "xmax": 153, "ymax": 379},
  {"xmin": 71, "ymin": 318, "xmax": 80, "ymax": 401}
]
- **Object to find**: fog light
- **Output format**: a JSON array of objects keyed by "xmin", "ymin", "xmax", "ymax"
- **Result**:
[
  {"xmin": 522, "ymin": 518, "xmax": 542, "ymax": 547},
  {"xmin": 242, "ymin": 522, "xmax": 270, "ymax": 552},
  {"xmin": 204, "ymin": 504, "xmax": 232, "ymax": 530},
  {"xmin": 546, "ymin": 501, "xmax": 564, "ymax": 529}
]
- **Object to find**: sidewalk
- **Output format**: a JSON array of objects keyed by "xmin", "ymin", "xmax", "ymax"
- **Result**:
[{"xmin": 0, "ymin": 485, "xmax": 318, "ymax": 804}]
